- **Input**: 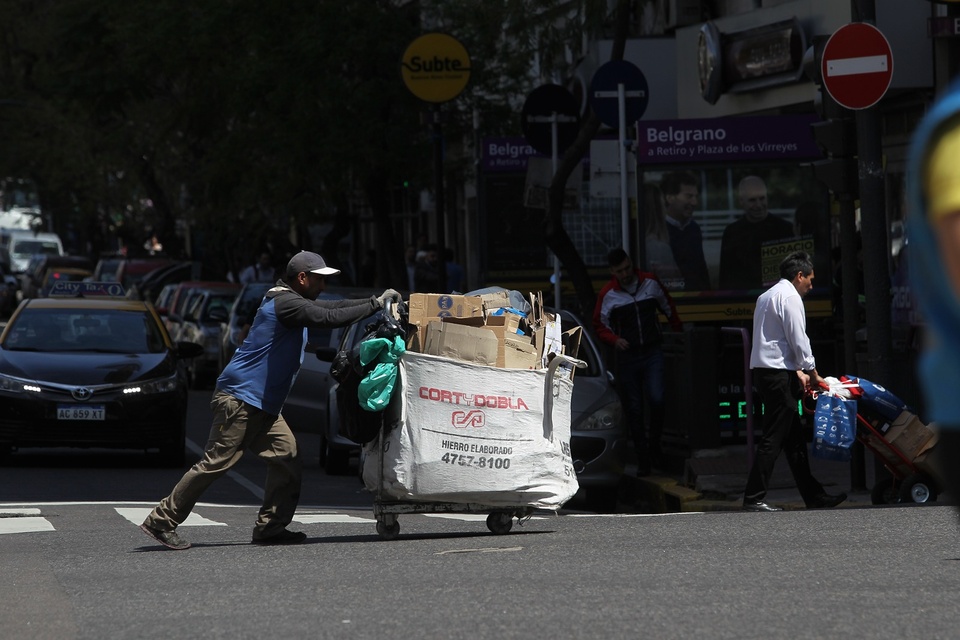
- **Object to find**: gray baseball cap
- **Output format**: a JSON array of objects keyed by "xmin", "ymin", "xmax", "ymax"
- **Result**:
[{"xmin": 285, "ymin": 251, "xmax": 341, "ymax": 278}]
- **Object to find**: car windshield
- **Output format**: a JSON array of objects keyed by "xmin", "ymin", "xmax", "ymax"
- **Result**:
[
  {"xmin": 203, "ymin": 293, "xmax": 236, "ymax": 320},
  {"xmin": 14, "ymin": 241, "xmax": 59, "ymax": 257},
  {"xmin": 2, "ymin": 307, "xmax": 167, "ymax": 353}
]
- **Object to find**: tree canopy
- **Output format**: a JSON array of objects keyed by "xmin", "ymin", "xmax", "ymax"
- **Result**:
[{"xmin": 0, "ymin": 0, "xmax": 620, "ymax": 296}]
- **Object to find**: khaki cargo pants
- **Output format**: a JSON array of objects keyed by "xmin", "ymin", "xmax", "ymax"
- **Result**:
[{"xmin": 144, "ymin": 391, "xmax": 302, "ymax": 540}]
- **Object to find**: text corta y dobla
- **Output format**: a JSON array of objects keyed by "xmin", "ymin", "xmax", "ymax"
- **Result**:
[{"xmin": 419, "ymin": 386, "xmax": 529, "ymax": 411}]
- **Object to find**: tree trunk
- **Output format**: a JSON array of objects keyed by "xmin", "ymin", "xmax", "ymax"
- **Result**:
[{"xmin": 545, "ymin": 0, "xmax": 631, "ymax": 317}]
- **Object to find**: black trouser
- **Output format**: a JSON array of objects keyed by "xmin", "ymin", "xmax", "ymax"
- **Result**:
[{"xmin": 744, "ymin": 368, "xmax": 825, "ymax": 506}]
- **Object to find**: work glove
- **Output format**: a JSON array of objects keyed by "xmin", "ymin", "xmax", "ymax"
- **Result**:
[{"xmin": 375, "ymin": 288, "xmax": 403, "ymax": 309}]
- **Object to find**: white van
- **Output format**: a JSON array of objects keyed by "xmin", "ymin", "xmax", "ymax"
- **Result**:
[{"xmin": 0, "ymin": 229, "xmax": 64, "ymax": 273}]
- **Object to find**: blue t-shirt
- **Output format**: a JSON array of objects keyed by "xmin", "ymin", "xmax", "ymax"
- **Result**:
[{"xmin": 217, "ymin": 296, "xmax": 306, "ymax": 415}]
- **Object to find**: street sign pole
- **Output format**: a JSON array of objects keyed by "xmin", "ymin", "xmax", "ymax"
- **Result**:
[
  {"xmin": 431, "ymin": 105, "xmax": 448, "ymax": 294},
  {"xmin": 589, "ymin": 60, "xmax": 649, "ymax": 258},
  {"xmin": 552, "ymin": 116, "xmax": 561, "ymax": 310},
  {"xmin": 849, "ymin": 13, "xmax": 893, "ymax": 398},
  {"xmin": 618, "ymin": 83, "xmax": 629, "ymax": 253},
  {"xmin": 401, "ymin": 33, "xmax": 470, "ymax": 294},
  {"xmin": 594, "ymin": 82, "xmax": 644, "ymax": 254}
]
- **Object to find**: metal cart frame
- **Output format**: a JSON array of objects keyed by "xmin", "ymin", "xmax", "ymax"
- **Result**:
[{"xmin": 807, "ymin": 389, "xmax": 940, "ymax": 505}]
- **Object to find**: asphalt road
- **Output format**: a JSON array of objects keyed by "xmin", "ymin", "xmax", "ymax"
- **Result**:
[{"xmin": 2, "ymin": 390, "xmax": 960, "ymax": 639}]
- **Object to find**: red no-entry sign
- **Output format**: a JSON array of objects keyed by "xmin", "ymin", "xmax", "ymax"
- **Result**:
[{"xmin": 821, "ymin": 23, "xmax": 894, "ymax": 110}]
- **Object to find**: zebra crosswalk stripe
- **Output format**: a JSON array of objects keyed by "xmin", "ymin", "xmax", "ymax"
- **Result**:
[{"xmin": 0, "ymin": 508, "xmax": 55, "ymax": 535}]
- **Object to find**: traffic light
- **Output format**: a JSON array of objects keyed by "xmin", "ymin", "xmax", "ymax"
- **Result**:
[{"xmin": 803, "ymin": 36, "xmax": 859, "ymax": 199}]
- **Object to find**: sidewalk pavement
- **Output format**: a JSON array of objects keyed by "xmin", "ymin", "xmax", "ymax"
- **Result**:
[{"xmin": 619, "ymin": 445, "xmax": 882, "ymax": 514}]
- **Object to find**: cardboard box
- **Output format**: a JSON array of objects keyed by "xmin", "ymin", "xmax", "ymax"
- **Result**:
[
  {"xmin": 884, "ymin": 411, "xmax": 937, "ymax": 462},
  {"xmin": 423, "ymin": 320, "xmax": 498, "ymax": 366},
  {"xmin": 409, "ymin": 293, "xmax": 483, "ymax": 327},
  {"xmin": 479, "ymin": 316, "xmax": 532, "ymax": 368},
  {"xmin": 486, "ymin": 313, "xmax": 521, "ymax": 334},
  {"xmin": 503, "ymin": 333, "xmax": 539, "ymax": 369}
]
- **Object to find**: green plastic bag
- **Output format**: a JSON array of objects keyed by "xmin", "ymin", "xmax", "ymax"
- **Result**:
[{"xmin": 358, "ymin": 336, "xmax": 405, "ymax": 412}]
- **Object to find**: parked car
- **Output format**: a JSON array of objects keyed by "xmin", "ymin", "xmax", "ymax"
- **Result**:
[
  {"xmin": 284, "ymin": 291, "xmax": 384, "ymax": 475},
  {"xmin": 127, "ymin": 260, "xmax": 201, "ymax": 304},
  {"xmin": 92, "ymin": 253, "xmax": 125, "ymax": 282},
  {"xmin": 163, "ymin": 280, "xmax": 239, "ymax": 341},
  {"xmin": 0, "ymin": 229, "xmax": 63, "ymax": 274},
  {"xmin": 218, "ymin": 281, "xmax": 272, "ymax": 370},
  {"xmin": 113, "ymin": 257, "xmax": 178, "ymax": 294},
  {"xmin": 0, "ymin": 281, "xmax": 203, "ymax": 465},
  {"xmin": 0, "ymin": 262, "xmax": 18, "ymax": 318},
  {"xmin": 38, "ymin": 266, "xmax": 95, "ymax": 297},
  {"xmin": 21, "ymin": 255, "xmax": 95, "ymax": 299},
  {"xmin": 152, "ymin": 283, "xmax": 179, "ymax": 318},
  {"xmin": 178, "ymin": 287, "xmax": 241, "ymax": 388}
]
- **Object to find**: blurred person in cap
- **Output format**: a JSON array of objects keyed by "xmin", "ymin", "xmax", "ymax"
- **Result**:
[
  {"xmin": 140, "ymin": 250, "xmax": 401, "ymax": 550},
  {"xmin": 908, "ymin": 78, "xmax": 960, "ymax": 515}
]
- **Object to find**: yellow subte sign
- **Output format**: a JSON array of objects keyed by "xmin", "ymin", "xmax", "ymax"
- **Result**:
[{"xmin": 401, "ymin": 33, "xmax": 471, "ymax": 103}]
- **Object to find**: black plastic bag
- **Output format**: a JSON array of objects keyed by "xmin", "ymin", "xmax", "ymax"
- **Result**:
[{"xmin": 332, "ymin": 305, "xmax": 407, "ymax": 445}]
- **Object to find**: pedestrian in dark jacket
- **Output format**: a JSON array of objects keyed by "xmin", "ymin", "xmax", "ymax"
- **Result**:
[
  {"xmin": 593, "ymin": 248, "xmax": 682, "ymax": 476},
  {"xmin": 140, "ymin": 251, "xmax": 401, "ymax": 549}
]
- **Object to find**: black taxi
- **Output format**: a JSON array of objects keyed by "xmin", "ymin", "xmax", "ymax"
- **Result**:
[{"xmin": 0, "ymin": 281, "xmax": 203, "ymax": 465}]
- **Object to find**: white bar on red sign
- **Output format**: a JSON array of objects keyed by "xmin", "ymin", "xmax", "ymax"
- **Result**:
[{"xmin": 826, "ymin": 54, "xmax": 888, "ymax": 77}]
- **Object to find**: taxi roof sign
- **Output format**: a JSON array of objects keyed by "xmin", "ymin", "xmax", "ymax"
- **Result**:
[{"xmin": 48, "ymin": 281, "xmax": 126, "ymax": 297}]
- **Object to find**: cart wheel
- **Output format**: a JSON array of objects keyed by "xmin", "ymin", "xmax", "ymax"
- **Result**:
[
  {"xmin": 486, "ymin": 512, "xmax": 513, "ymax": 535},
  {"xmin": 899, "ymin": 473, "xmax": 938, "ymax": 504},
  {"xmin": 376, "ymin": 519, "xmax": 400, "ymax": 540},
  {"xmin": 871, "ymin": 477, "xmax": 901, "ymax": 505}
]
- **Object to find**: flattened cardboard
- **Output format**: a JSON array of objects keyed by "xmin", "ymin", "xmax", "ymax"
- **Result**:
[
  {"xmin": 423, "ymin": 320, "xmax": 498, "ymax": 366},
  {"xmin": 542, "ymin": 314, "xmax": 562, "ymax": 367}
]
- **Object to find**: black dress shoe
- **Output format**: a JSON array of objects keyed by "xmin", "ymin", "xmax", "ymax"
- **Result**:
[
  {"xmin": 808, "ymin": 492, "xmax": 847, "ymax": 509},
  {"xmin": 742, "ymin": 500, "xmax": 783, "ymax": 512}
]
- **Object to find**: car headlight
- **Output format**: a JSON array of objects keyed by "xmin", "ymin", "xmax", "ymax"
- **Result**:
[
  {"xmin": 123, "ymin": 374, "xmax": 179, "ymax": 395},
  {"xmin": 0, "ymin": 373, "xmax": 40, "ymax": 394},
  {"xmin": 576, "ymin": 400, "xmax": 622, "ymax": 431}
]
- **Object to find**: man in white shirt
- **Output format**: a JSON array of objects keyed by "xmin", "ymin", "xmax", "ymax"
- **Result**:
[{"xmin": 743, "ymin": 251, "xmax": 847, "ymax": 512}]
